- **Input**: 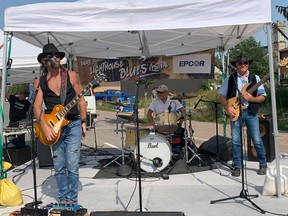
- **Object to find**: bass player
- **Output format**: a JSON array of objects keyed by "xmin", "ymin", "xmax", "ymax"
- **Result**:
[
  {"xmin": 33, "ymin": 43, "xmax": 87, "ymax": 204},
  {"xmin": 218, "ymin": 54, "xmax": 267, "ymax": 177}
]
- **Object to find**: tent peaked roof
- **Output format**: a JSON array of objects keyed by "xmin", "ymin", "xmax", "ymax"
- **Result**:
[{"xmin": 3, "ymin": 0, "xmax": 271, "ymax": 58}]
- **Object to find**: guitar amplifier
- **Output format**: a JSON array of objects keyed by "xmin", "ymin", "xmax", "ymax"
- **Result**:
[{"xmin": 247, "ymin": 118, "xmax": 275, "ymax": 162}]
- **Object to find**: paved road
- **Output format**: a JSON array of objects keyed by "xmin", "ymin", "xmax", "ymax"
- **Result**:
[{"xmin": 83, "ymin": 110, "xmax": 288, "ymax": 154}]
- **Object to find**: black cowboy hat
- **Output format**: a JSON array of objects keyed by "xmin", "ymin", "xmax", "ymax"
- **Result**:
[
  {"xmin": 231, "ymin": 55, "xmax": 253, "ymax": 67},
  {"xmin": 37, "ymin": 43, "xmax": 65, "ymax": 63}
]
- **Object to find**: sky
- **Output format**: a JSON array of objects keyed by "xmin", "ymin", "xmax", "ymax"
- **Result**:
[{"xmin": 0, "ymin": 0, "xmax": 287, "ymax": 46}]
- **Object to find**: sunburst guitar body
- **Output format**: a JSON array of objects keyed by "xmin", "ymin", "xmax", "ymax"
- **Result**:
[
  {"xmin": 35, "ymin": 73, "xmax": 106, "ymax": 146},
  {"xmin": 35, "ymin": 105, "xmax": 69, "ymax": 145}
]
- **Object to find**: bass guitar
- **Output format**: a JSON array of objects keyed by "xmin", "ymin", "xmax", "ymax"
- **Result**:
[
  {"xmin": 35, "ymin": 73, "xmax": 106, "ymax": 146},
  {"xmin": 227, "ymin": 74, "xmax": 269, "ymax": 122}
]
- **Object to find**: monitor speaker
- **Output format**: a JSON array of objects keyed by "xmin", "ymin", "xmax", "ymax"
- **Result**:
[
  {"xmin": 247, "ymin": 118, "xmax": 275, "ymax": 162},
  {"xmin": 198, "ymin": 135, "xmax": 232, "ymax": 162},
  {"xmin": 36, "ymin": 138, "xmax": 54, "ymax": 168},
  {"xmin": 90, "ymin": 212, "xmax": 185, "ymax": 216}
]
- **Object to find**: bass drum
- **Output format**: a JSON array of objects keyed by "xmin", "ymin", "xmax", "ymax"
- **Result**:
[{"xmin": 135, "ymin": 132, "xmax": 171, "ymax": 173}]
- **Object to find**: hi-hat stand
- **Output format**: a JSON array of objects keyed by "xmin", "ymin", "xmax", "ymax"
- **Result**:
[
  {"xmin": 83, "ymin": 117, "xmax": 108, "ymax": 156},
  {"xmin": 182, "ymin": 97, "xmax": 203, "ymax": 165},
  {"xmin": 185, "ymin": 108, "xmax": 203, "ymax": 165},
  {"xmin": 210, "ymin": 87, "xmax": 265, "ymax": 214}
]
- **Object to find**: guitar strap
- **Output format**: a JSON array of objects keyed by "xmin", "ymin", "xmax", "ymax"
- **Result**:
[{"xmin": 60, "ymin": 69, "xmax": 68, "ymax": 105}]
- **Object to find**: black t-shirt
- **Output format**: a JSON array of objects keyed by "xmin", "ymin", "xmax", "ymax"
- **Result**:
[{"xmin": 8, "ymin": 95, "xmax": 31, "ymax": 122}]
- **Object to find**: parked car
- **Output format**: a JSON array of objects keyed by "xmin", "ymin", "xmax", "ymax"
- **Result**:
[
  {"xmin": 83, "ymin": 86, "xmax": 97, "ymax": 127},
  {"xmin": 94, "ymin": 89, "xmax": 134, "ymax": 106}
]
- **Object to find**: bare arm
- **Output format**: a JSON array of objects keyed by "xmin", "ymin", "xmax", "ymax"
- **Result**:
[
  {"xmin": 69, "ymin": 71, "xmax": 87, "ymax": 139},
  {"xmin": 33, "ymin": 79, "xmax": 57, "ymax": 141},
  {"xmin": 146, "ymin": 109, "xmax": 155, "ymax": 126}
]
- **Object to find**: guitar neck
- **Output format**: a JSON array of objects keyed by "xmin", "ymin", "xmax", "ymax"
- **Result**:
[
  {"xmin": 247, "ymin": 74, "xmax": 269, "ymax": 95},
  {"xmin": 59, "ymin": 83, "xmax": 93, "ymax": 118}
]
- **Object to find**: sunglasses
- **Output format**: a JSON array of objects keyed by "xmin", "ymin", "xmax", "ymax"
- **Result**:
[
  {"xmin": 156, "ymin": 91, "xmax": 165, "ymax": 94},
  {"xmin": 46, "ymin": 53, "xmax": 60, "ymax": 58},
  {"xmin": 237, "ymin": 61, "xmax": 249, "ymax": 66}
]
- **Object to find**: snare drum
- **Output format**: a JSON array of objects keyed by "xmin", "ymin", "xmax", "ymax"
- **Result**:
[
  {"xmin": 154, "ymin": 112, "xmax": 179, "ymax": 134},
  {"xmin": 135, "ymin": 132, "xmax": 171, "ymax": 173},
  {"xmin": 125, "ymin": 126, "xmax": 150, "ymax": 148}
]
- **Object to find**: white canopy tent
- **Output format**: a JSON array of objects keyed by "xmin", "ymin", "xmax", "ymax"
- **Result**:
[
  {"xmin": 0, "ymin": 29, "xmax": 41, "ymax": 84},
  {"xmin": 1, "ymin": 0, "xmax": 281, "ymax": 196}
]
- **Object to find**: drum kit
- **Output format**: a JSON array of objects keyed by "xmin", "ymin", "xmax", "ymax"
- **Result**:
[{"xmin": 108, "ymin": 94, "xmax": 204, "ymax": 173}]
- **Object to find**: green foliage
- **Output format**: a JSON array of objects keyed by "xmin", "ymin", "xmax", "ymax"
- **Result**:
[
  {"xmin": 229, "ymin": 37, "xmax": 269, "ymax": 77},
  {"xmin": 7, "ymin": 83, "xmax": 29, "ymax": 95},
  {"xmin": 262, "ymin": 85, "xmax": 288, "ymax": 114}
]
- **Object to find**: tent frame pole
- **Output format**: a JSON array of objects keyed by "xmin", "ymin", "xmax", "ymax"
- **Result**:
[{"xmin": 266, "ymin": 23, "xmax": 281, "ymax": 197}]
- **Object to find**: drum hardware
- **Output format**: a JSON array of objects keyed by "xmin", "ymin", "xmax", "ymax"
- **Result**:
[
  {"xmin": 180, "ymin": 96, "xmax": 204, "ymax": 165},
  {"xmin": 118, "ymin": 114, "xmax": 147, "ymax": 124},
  {"xmin": 103, "ymin": 122, "xmax": 128, "ymax": 168},
  {"xmin": 83, "ymin": 118, "xmax": 108, "ymax": 157}
]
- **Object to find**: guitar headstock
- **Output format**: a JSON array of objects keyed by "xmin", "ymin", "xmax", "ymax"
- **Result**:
[{"xmin": 91, "ymin": 72, "xmax": 107, "ymax": 88}]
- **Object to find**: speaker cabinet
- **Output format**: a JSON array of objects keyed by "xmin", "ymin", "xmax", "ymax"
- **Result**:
[
  {"xmin": 198, "ymin": 135, "xmax": 232, "ymax": 162},
  {"xmin": 36, "ymin": 138, "xmax": 54, "ymax": 168},
  {"xmin": 4, "ymin": 145, "xmax": 31, "ymax": 166},
  {"xmin": 247, "ymin": 118, "xmax": 275, "ymax": 162},
  {"xmin": 90, "ymin": 212, "xmax": 185, "ymax": 216}
]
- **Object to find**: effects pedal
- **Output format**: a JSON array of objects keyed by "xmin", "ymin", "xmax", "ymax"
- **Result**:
[{"xmin": 46, "ymin": 203, "xmax": 81, "ymax": 211}]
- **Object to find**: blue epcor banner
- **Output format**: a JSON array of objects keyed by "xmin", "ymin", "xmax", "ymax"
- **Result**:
[{"xmin": 76, "ymin": 49, "xmax": 214, "ymax": 84}]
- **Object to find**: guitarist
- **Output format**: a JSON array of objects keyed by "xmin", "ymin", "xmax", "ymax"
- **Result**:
[
  {"xmin": 33, "ymin": 43, "xmax": 87, "ymax": 204},
  {"xmin": 218, "ymin": 55, "xmax": 267, "ymax": 177}
]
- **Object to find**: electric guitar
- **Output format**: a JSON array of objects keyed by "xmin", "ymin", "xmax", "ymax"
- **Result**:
[
  {"xmin": 35, "ymin": 73, "xmax": 106, "ymax": 146},
  {"xmin": 227, "ymin": 74, "xmax": 269, "ymax": 122}
]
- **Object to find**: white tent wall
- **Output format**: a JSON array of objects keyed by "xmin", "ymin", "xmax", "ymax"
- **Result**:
[
  {"xmin": 0, "ymin": 29, "xmax": 41, "ymax": 84},
  {"xmin": 1, "ymin": 0, "xmax": 281, "ymax": 196}
]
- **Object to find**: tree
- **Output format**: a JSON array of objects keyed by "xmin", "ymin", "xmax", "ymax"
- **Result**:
[
  {"xmin": 229, "ymin": 37, "xmax": 269, "ymax": 77},
  {"xmin": 276, "ymin": 5, "xmax": 288, "ymax": 20}
]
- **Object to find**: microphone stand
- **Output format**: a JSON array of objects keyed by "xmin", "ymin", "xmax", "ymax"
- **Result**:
[
  {"xmin": 210, "ymin": 82, "xmax": 265, "ymax": 214},
  {"xmin": 24, "ymin": 68, "xmax": 44, "ymax": 212},
  {"xmin": 134, "ymin": 57, "xmax": 147, "ymax": 212},
  {"xmin": 197, "ymin": 98, "xmax": 233, "ymax": 170}
]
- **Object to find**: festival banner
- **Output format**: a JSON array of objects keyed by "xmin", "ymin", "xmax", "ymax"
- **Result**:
[{"xmin": 76, "ymin": 49, "xmax": 214, "ymax": 84}]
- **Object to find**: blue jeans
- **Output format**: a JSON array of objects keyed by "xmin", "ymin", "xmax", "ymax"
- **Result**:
[
  {"xmin": 52, "ymin": 119, "xmax": 82, "ymax": 203},
  {"xmin": 231, "ymin": 110, "xmax": 267, "ymax": 168}
]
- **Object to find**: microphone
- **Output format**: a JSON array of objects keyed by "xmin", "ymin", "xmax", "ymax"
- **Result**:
[
  {"xmin": 42, "ymin": 57, "xmax": 55, "ymax": 66},
  {"xmin": 152, "ymin": 157, "xmax": 163, "ymax": 168},
  {"xmin": 139, "ymin": 56, "xmax": 147, "ymax": 61},
  {"xmin": 168, "ymin": 101, "xmax": 172, "ymax": 113},
  {"xmin": 194, "ymin": 96, "xmax": 204, "ymax": 109}
]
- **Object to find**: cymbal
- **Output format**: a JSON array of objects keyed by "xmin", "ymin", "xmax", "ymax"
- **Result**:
[
  {"xmin": 170, "ymin": 95, "xmax": 197, "ymax": 100},
  {"xmin": 118, "ymin": 114, "xmax": 147, "ymax": 124},
  {"xmin": 107, "ymin": 101, "xmax": 131, "ymax": 107}
]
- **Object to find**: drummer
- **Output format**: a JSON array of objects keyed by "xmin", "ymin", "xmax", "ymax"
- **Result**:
[{"xmin": 147, "ymin": 84, "xmax": 185, "ymax": 129}]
